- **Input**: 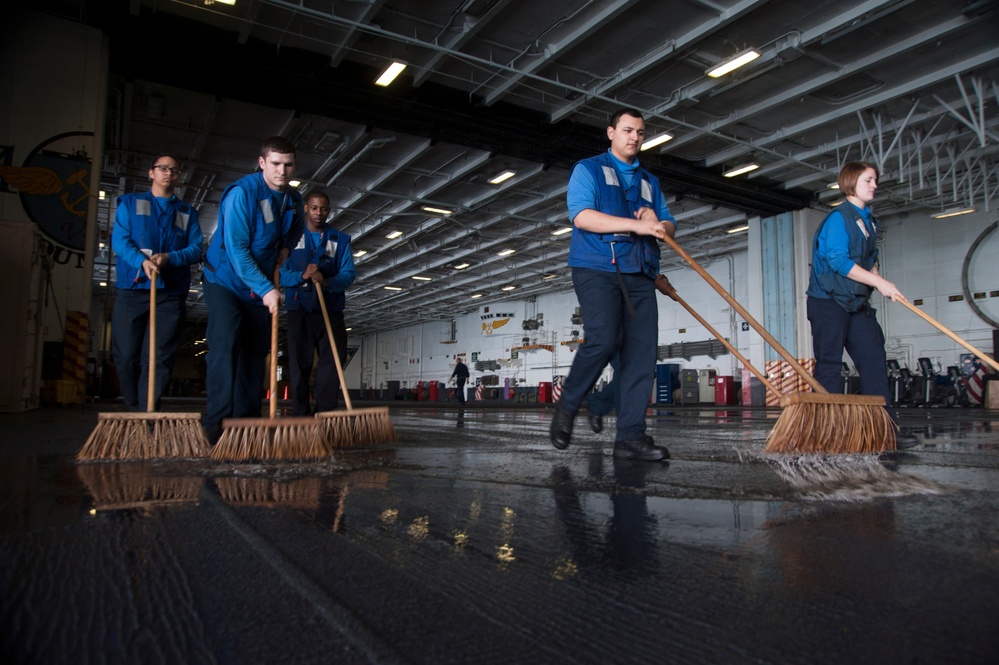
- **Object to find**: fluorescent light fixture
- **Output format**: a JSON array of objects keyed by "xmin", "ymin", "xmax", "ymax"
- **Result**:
[
  {"xmin": 375, "ymin": 61, "xmax": 407, "ymax": 87},
  {"xmin": 384, "ymin": 285, "xmax": 403, "ymax": 291},
  {"xmin": 543, "ymin": 274, "xmax": 558, "ymax": 280},
  {"xmin": 213, "ymin": 0, "xmax": 237, "ymax": 5},
  {"xmin": 723, "ymin": 163, "xmax": 759, "ymax": 177},
  {"xmin": 497, "ymin": 248, "xmax": 515, "ymax": 256},
  {"xmin": 412, "ymin": 276, "xmax": 432, "ymax": 281},
  {"xmin": 353, "ymin": 250, "xmax": 368, "ymax": 258},
  {"xmin": 641, "ymin": 132, "xmax": 673, "ymax": 151},
  {"xmin": 421, "ymin": 205, "xmax": 453, "ymax": 215},
  {"xmin": 829, "ymin": 200, "xmax": 844, "ymax": 207},
  {"xmin": 706, "ymin": 49, "xmax": 761, "ymax": 78},
  {"xmin": 551, "ymin": 227, "xmax": 572, "ymax": 236},
  {"xmin": 932, "ymin": 207, "xmax": 976, "ymax": 219},
  {"xmin": 454, "ymin": 262, "xmax": 470, "ymax": 270},
  {"xmin": 385, "ymin": 230, "xmax": 403, "ymax": 239},
  {"xmin": 726, "ymin": 225, "xmax": 750, "ymax": 234},
  {"xmin": 488, "ymin": 170, "xmax": 516, "ymax": 185},
  {"xmin": 501, "ymin": 285, "xmax": 516, "ymax": 291},
  {"xmin": 828, "ymin": 183, "xmax": 840, "ymax": 189},
  {"xmin": 345, "ymin": 327, "xmax": 352, "ymax": 331},
  {"xmin": 471, "ymin": 293, "xmax": 484, "ymax": 299},
  {"xmin": 99, "ymin": 190, "xmax": 106, "ymax": 201},
  {"xmin": 289, "ymin": 180, "xmax": 301, "ymax": 188},
  {"xmin": 99, "ymin": 281, "xmax": 107, "ymax": 287}
]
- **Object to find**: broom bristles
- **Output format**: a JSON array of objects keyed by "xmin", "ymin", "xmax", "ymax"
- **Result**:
[
  {"xmin": 209, "ymin": 417, "xmax": 330, "ymax": 463},
  {"xmin": 314, "ymin": 407, "xmax": 396, "ymax": 448},
  {"xmin": 76, "ymin": 463, "xmax": 204, "ymax": 509},
  {"xmin": 77, "ymin": 412, "xmax": 210, "ymax": 462},
  {"xmin": 215, "ymin": 476, "xmax": 324, "ymax": 508},
  {"xmin": 765, "ymin": 392, "xmax": 897, "ymax": 454}
]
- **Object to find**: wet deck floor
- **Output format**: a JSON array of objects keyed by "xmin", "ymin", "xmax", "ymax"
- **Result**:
[{"xmin": 2, "ymin": 401, "xmax": 998, "ymax": 664}]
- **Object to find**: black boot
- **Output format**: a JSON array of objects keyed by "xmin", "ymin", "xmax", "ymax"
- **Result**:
[
  {"xmin": 613, "ymin": 435, "xmax": 669, "ymax": 461},
  {"xmin": 588, "ymin": 413, "xmax": 604, "ymax": 433},
  {"xmin": 550, "ymin": 404, "xmax": 575, "ymax": 450}
]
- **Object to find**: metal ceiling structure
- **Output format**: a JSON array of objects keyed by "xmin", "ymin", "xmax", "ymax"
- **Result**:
[{"xmin": 36, "ymin": 0, "xmax": 999, "ymax": 334}]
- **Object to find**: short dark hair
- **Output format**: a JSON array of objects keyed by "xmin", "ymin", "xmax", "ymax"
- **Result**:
[
  {"xmin": 260, "ymin": 136, "xmax": 297, "ymax": 158},
  {"xmin": 150, "ymin": 153, "xmax": 180, "ymax": 169},
  {"xmin": 609, "ymin": 108, "xmax": 644, "ymax": 129},
  {"xmin": 306, "ymin": 190, "xmax": 330, "ymax": 205},
  {"xmin": 838, "ymin": 161, "xmax": 879, "ymax": 197}
]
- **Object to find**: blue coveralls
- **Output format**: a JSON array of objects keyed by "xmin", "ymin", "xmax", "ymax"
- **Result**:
[
  {"xmin": 278, "ymin": 225, "xmax": 356, "ymax": 415},
  {"xmin": 560, "ymin": 150, "xmax": 675, "ymax": 442},
  {"xmin": 110, "ymin": 191, "xmax": 203, "ymax": 410},
  {"xmin": 806, "ymin": 202, "xmax": 893, "ymax": 413},
  {"xmin": 202, "ymin": 172, "xmax": 303, "ymax": 436}
]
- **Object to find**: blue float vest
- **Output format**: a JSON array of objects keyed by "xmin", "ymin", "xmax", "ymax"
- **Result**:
[
  {"xmin": 113, "ymin": 191, "xmax": 199, "ymax": 295},
  {"xmin": 808, "ymin": 203, "xmax": 879, "ymax": 312},
  {"xmin": 204, "ymin": 172, "xmax": 302, "ymax": 302},
  {"xmin": 284, "ymin": 227, "xmax": 350, "ymax": 313},
  {"xmin": 567, "ymin": 153, "xmax": 661, "ymax": 278}
]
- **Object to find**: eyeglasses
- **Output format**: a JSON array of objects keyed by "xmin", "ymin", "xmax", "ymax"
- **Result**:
[{"xmin": 152, "ymin": 164, "xmax": 182, "ymax": 176}]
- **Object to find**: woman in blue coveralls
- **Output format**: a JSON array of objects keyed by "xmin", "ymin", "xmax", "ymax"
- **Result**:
[
  {"xmin": 110, "ymin": 153, "xmax": 203, "ymax": 411},
  {"xmin": 806, "ymin": 161, "xmax": 919, "ymax": 448}
]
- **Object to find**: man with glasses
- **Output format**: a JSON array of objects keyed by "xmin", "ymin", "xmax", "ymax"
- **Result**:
[{"xmin": 110, "ymin": 153, "xmax": 203, "ymax": 411}]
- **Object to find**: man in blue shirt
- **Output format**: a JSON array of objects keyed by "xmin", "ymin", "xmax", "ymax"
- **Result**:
[
  {"xmin": 111, "ymin": 153, "xmax": 203, "ymax": 411},
  {"xmin": 279, "ymin": 190, "xmax": 357, "ymax": 415},
  {"xmin": 201, "ymin": 137, "xmax": 304, "ymax": 443},
  {"xmin": 551, "ymin": 108, "xmax": 677, "ymax": 461}
]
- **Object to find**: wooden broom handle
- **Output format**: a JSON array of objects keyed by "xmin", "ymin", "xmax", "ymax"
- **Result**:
[
  {"xmin": 661, "ymin": 234, "xmax": 827, "ymax": 393},
  {"xmin": 316, "ymin": 284, "xmax": 353, "ymax": 410},
  {"xmin": 147, "ymin": 272, "xmax": 157, "ymax": 413},
  {"xmin": 670, "ymin": 289, "xmax": 781, "ymax": 397},
  {"xmin": 896, "ymin": 298, "xmax": 999, "ymax": 373},
  {"xmin": 270, "ymin": 270, "xmax": 280, "ymax": 420}
]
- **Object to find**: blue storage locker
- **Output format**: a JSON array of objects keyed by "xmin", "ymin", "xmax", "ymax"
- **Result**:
[{"xmin": 656, "ymin": 364, "xmax": 681, "ymax": 404}]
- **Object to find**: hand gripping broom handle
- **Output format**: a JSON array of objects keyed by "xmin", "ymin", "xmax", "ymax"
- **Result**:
[
  {"xmin": 660, "ymin": 234, "xmax": 827, "ymax": 394},
  {"xmin": 147, "ymin": 271, "xmax": 157, "ymax": 414},
  {"xmin": 316, "ymin": 284, "xmax": 354, "ymax": 410},
  {"xmin": 669, "ymin": 289, "xmax": 782, "ymax": 398},
  {"xmin": 270, "ymin": 269, "xmax": 280, "ymax": 420},
  {"xmin": 896, "ymin": 299, "xmax": 999, "ymax": 373}
]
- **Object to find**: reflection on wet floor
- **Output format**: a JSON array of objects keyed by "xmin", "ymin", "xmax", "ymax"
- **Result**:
[{"xmin": 2, "ymin": 404, "xmax": 998, "ymax": 663}]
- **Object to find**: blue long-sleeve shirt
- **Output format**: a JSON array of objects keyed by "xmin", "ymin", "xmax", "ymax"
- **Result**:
[
  {"xmin": 812, "ymin": 203, "xmax": 877, "ymax": 277},
  {"xmin": 279, "ymin": 226, "xmax": 357, "ymax": 312},
  {"xmin": 111, "ymin": 191, "xmax": 203, "ymax": 294},
  {"xmin": 204, "ymin": 172, "xmax": 303, "ymax": 302}
]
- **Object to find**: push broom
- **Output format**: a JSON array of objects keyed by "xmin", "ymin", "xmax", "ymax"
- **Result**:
[
  {"xmin": 77, "ymin": 272, "xmax": 210, "ymax": 462},
  {"xmin": 895, "ymin": 299, "xmax": 999, "ymax": 373},
  {"xmin": 660, "ymin": 279, "xmax": 785, "ymax": 403},
  {"xmin": 209, "ymin": 272, "xmax": 329, "ymax": 463},
  {"xmin": 314, "ymin": 286, "xmax": 396, "ymax": 448},
  {"xmin": 661, "ymin": 235, "xmax": 897, "ymax": 454}
]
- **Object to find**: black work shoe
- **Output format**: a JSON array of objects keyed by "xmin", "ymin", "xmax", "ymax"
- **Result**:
[
  {"xmin": 896, "ymin": 429, "xmax": 920, "ymax": 450},
  {"xmin": 550, "ymin": 405, "xmax": 575, "ymax": 450},
  {"xmin": 588, "ymin": 413, "xmax": 604, "ymax": 433},
  {"xmin": 613, "ymin": 436, "xmax": 669, "ymax": 461}
]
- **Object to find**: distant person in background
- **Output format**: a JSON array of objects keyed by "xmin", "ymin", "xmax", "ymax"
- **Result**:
[
  {"xmin": 550, "ymin": 108, "xmax": 676, "ymax": 462},
  {"xmin": 111, "ymin": 153, "xmax": 203, "ymax": 411},
  {"xmin": 806, "ymin": 160, "xmax": 918, "ymax": 449},
  {"xmin": 451, "ymin": 359, "xmax": 470, "ymax": 405},
  {"xmin": 201, "ymin": 136, "xmax": 304, "ymax": 444},
  {"xmin": 279, "ymin": 189, "xmax": 356, "ymax": 415}
]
